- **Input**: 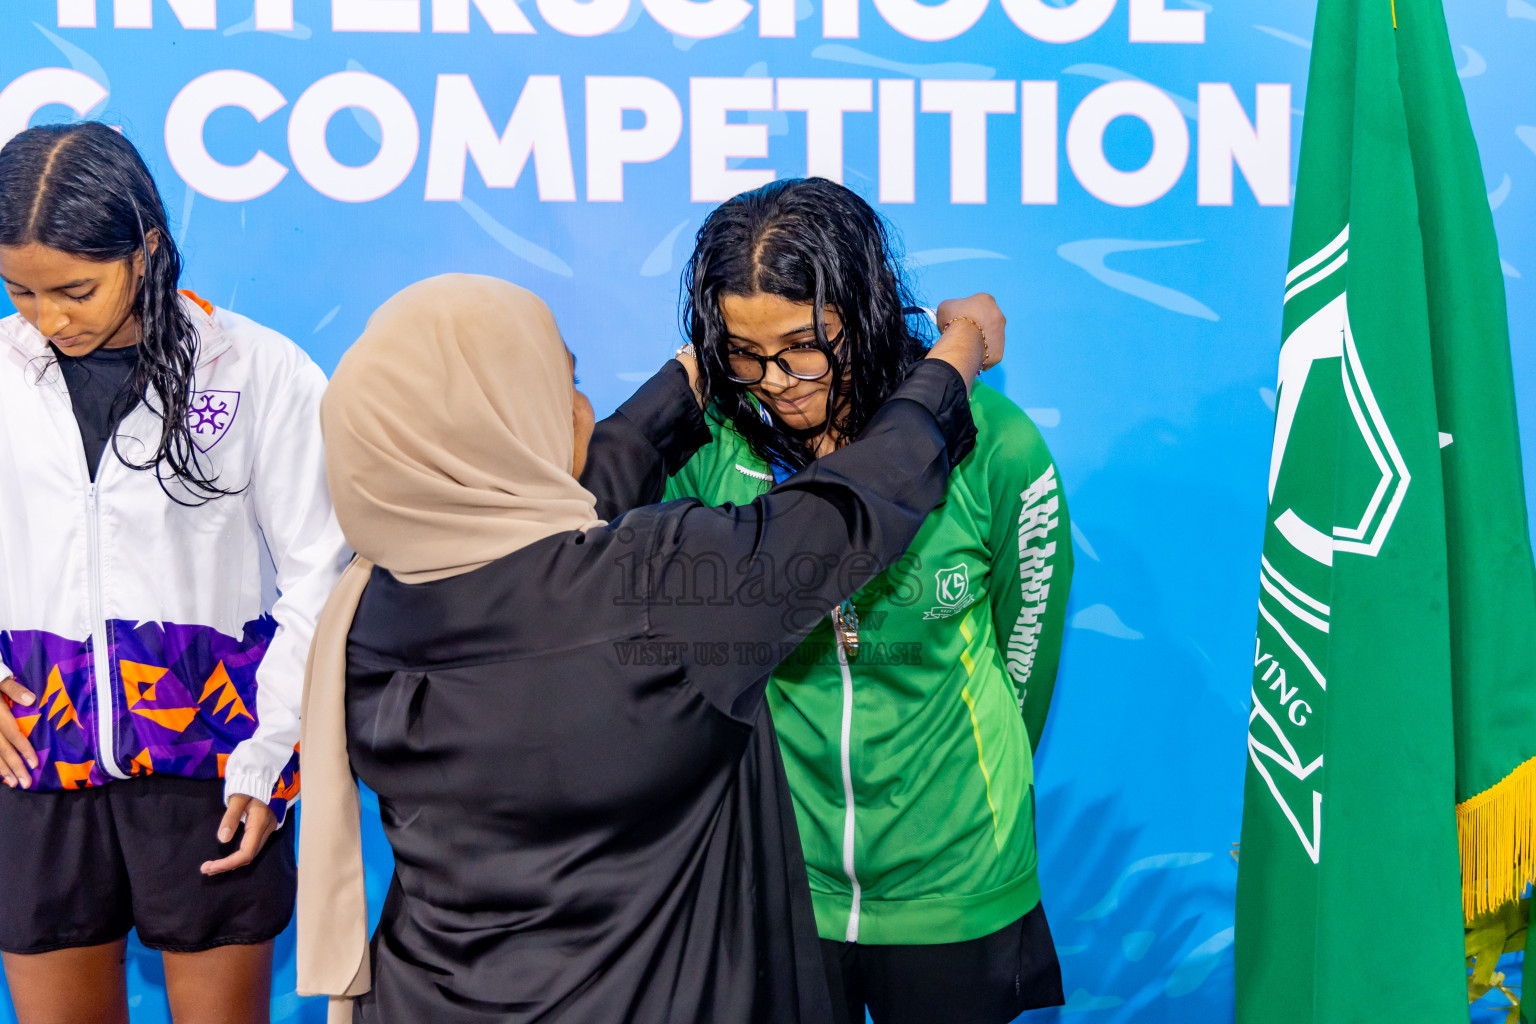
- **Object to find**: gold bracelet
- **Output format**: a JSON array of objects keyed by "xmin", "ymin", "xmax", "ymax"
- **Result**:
[{"xmin": 941, "ymin": 316, "xmax": 989, "ymax": 373}]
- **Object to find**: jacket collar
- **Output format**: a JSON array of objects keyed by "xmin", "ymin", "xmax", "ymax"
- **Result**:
[{"xmin": 1, "ymin": 293, "xmax": 234, "ymax": 367}]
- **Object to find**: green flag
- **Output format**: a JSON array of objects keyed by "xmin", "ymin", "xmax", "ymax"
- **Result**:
[{"xmin": 1234, "ymin": 0, "xmax": 1536, "ymax": 1019}]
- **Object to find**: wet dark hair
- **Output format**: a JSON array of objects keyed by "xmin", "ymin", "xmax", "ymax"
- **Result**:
[
  {"xmin": 682, "ymin": 177, "xmax": 929, "ymax": 473},
  {"xmin": 0, "ymin": 121, "xmax": 230, "ymax": 502}
]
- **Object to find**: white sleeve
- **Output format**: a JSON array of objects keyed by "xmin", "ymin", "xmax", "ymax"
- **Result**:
[
  {"xmin": 0, "ymin": 654, "xmax": 11, "ymax": 681},
  {"xmin": 222, "ymin": 345, "xmax": 351, "ymax": 820}
]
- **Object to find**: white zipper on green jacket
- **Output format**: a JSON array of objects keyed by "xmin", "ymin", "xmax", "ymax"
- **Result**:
[
  {"xmin": 835, "ymin": 616, "xmax": 862, "ymax": 941},
  {"xmin": 733, "ymin": 464, "xmax": 774, "ymax": 483},
  {"xmin": 745, "ymin": 425, "xmax": 865, "ymax": 940}
]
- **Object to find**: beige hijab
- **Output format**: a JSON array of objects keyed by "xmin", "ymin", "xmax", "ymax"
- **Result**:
[{"xmin": 296, "ymin": 274, "xmax": 602, "ymax": 1023}]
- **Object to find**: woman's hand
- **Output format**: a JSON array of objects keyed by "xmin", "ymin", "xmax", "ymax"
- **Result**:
[
  {"xmin": 0, "ymin": 676, "xmax": 39, "ymax": 789},
  {"xmin": 935, "ymin": 293, "xmax": 1006, "ymax": 370},
  {"xmin": 201, "ymin": 793, "xmax": 278, "ymax": 876},
  {"xmin": 929, "ymin": 293, "xmax": 1007, "ymax": 384}
]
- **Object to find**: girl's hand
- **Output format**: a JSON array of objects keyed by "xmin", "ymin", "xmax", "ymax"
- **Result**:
[
  {"xmin": 0, "ymin": 676, "xmax": 39, "ymax": 789},
  {"xmin": 201, "ymin": 794, "xmax": 278, "ymax": 876},
  {"xmin": 934, "ymin": 293, "xmax": 1006, "ymax": 372}
]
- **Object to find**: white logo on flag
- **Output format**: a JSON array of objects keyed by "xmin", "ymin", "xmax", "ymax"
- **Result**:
[
  {"xmin": 1247, "ymin": 221, "xmax": 1414, "ymax": 866},
  {"xmin": 1269, "ymin": 229, "xmax": 1411, "ymax": 566}
]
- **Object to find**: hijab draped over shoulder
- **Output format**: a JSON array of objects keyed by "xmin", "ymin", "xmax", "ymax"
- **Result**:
[{"xmin": 295, "ymin": 274, "xmax": 602, "ymax": 1022}]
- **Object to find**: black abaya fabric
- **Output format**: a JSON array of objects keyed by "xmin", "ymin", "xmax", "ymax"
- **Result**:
[{"xmin": 343, "ymin": 360, "xmax": 975, "ymax": 1023}]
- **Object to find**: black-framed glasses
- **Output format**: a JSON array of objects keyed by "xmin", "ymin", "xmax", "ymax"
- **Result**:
[{"xmin": 725, "ymin": 330, "xmax": 844, "ymax": 385}]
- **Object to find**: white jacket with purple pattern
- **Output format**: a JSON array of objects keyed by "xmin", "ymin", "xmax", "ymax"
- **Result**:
[{"xmin": 0, "ymin": 294, "xmax": 348, "ymax": 821}]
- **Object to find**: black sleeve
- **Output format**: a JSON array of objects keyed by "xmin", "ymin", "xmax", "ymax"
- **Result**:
[
  {"xmin": 643, "ymin": 359, "xmax": 977, "ymax": 720},
  {"xmin": 579, "ymin": 360, "xmax": 712, "ymax": 520}
]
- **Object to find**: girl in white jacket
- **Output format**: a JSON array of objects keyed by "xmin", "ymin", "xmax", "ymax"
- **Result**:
[{"xmin": 0, "ymin": 122, "xmax": 347, "ymax": 1022}]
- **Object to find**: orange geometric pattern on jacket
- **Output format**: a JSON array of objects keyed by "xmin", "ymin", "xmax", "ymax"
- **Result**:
[
  {"xmin": 56, "ymin": 760, "xmax": 95, "ymax": 789},
  {"xmin": 9, "ymin": 702, "xmax": 39, "ymax": 739},
  {"xmin": 120, "ymin": 660, "xmax": 169, "ymax": 707},
  {"xmin": 132, "ymin": 706, "xmax": 200, "ymax": 732},
  {"xmin": 271, "ymin": 768, "xmax": 301, "ymax": 804},
  {"xmin": 131, "ymin": 748, "xmax": 154, "ymax": 775},
  {"xmin": 199, "ymin": 662, "xmax": 254, "ymax": 724},
  {"xmin": 42, "ymin": 667, "xmax": 79, "ymax": 730}
]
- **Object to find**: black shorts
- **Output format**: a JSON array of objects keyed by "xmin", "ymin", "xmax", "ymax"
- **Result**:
[
  {"xmin": 821, "ymin": 902, "xmax": 1066, "ymax": 1024},
  {"xmin": 0, "ymin": 774, "xmax": 296, "ymax": 955}
]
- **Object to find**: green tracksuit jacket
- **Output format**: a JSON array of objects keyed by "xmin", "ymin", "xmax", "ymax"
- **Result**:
[{"xmin": 664, "ymin": 382, "xmax": 1073, "ymax": 945}]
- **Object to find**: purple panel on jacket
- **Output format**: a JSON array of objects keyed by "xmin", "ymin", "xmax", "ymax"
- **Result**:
[{"xmin": 0, "ymin": 617, "xmax": 299, "ymax": 815}]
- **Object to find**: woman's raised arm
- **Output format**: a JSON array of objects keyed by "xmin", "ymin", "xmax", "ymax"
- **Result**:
[{"xmin": 579, "ymin": 359, "xmax": 710, "ymax": 519}]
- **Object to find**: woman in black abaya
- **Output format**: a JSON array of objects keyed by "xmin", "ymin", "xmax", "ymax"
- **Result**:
[{"xmin": 294, "ymin": 274, "xmax": 998, "ymax": 1024}]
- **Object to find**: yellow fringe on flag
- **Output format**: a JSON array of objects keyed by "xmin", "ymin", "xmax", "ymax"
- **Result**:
[{"xmin": 1458, "ymin": 754, "xmax": 1536, "ymax": 920}]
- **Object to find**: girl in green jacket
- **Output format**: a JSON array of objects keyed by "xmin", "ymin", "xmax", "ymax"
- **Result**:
[{"xmin": 663, "ymin": 178, "xmax": 1075, "ymax": 1024}]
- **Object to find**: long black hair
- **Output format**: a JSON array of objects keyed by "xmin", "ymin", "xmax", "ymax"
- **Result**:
[
  {"xmin": 682, "ymin": 177, "xmax": 930, "ymax": 473},
  {"xmin": 0, "ymin": 121, "xmax": 230, "ymax": 501}
]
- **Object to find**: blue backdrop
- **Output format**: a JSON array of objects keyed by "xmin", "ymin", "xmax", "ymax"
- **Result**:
[{"xmin": 1, "ymin": 0, "xmax": 1532, "ymax": 1020}]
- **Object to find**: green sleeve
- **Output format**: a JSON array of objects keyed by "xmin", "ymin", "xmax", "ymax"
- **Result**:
[{"xmin": 980, "ymin": 391, "xmax": 1074, "ymax": 753}]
